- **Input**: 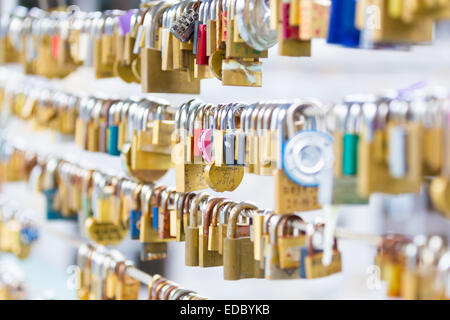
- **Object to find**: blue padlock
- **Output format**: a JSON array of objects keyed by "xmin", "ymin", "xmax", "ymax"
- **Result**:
[
  {"xmin": 107, "ymin": 125, "xmax": 120, "ymax": 156},
  {"xmin": 129, "ymin": 210, "xmax": 142, "ymax": 240},
  {"xmin": 152, "ymin": 206, "xmax": 159, "ymax": 231},
  {"xmin": 43, "ymin": 189, "xmax": 63, "ymax": 220},
  {"xmin": 299, "ymin": 247, "xmax": 308, "ymax": 279},
  {"xmin": 327, "ymin": 0, "xmax": 361, "ymax": 48}
]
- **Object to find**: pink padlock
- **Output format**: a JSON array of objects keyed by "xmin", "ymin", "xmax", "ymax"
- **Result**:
[
  {"xmin": 199, "ymin": 129, "xmax": 213, "ymax": 163},
  {"xmin": 193, "ymin": 128, "xmax": 203, "ymax": 157}
]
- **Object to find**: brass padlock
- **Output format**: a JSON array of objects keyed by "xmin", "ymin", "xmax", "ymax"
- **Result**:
[
  {"xmin": 176, "ymin": 192, "xmax": 196, "ymax": 242},
  {"xmin": 115, "ymin": 261, "xmax": 140, "ymax": 300},
  {"xmin": 158, "ymin": 188, "xmax": 177, "ymax": 240},
  {"xmin": 76, "ymin": 245, "xmax": 93, "ymax": 300},
  {"xmin": 277, "ymin": 215, "xmax": 305, "ymax": 270},
  {"xmin": 356, "ymin": 0, "xmax": 433, "ymax": 45},
  {"xmin": 139, "ymin": 185, "xmax": 169, "ymax": 261},
  {"xmin": 223, "ymin": 202, "xmax": 258, "ymax": 281},
  {"xmin": 185, "ymin": 193, "xmax": 210, "ymax": 266},
  {"xmin": 199, "ymin": 197, "xmax": 226, "ymax": 268},
  {"xmin": 300, "ymin": 224, "xmax": 342, "ymax": 279},
  {"xmin": 265, "ymin": 215, "xmax": 299, "ymax": 280},
  {"xmin": 208, "ymin": 199, "xmax": 233, "ymax": 251}
]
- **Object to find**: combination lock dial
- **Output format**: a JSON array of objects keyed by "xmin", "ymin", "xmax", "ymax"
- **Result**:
[{"xmin": 170, "ymin": 8, "xmax": 199, "ymax": 42}]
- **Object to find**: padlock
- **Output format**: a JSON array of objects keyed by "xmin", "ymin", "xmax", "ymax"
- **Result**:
[
  {"xmin": 223, "ymin": 202, "xmax": 258, "ymax": 280},
  {"xmin": 328, "ymin": 98, "xmax": 369, "ymax": 204},
  {"xmin": 86, "ymin": 98, "xmax": 103, "ymax": 153},
  {"xmin": 199, "ymin": 197, "xmax": 226, "ymax": 267},
  {"xmin": 117, "ymin": 99, "xmax": 134, "ymax": 152},
  {"xmin": 107, "ymin": 101, "xmax": 122, "ymax": 156},
  {"xmin": 127, "ymin": 104, "xmax": 170, "ymax": 182},
  {"xmin": 171, "ymin": 2, "xmax": 200, "ymax": 43},
  {"xmin": 245, "ymin": 104, "xmax": 262, "ymax": 173},
  {"xmin": 299, "ymin": 0, "xmax": 330, "ymax": 40},
  {"xmin": 141, "ymin": 6, "xmax": 200, "ymax": 94},
  {"xmin": 327, "ymin": 0, "xmax": 361, "ymax": 47},
  {"xmin": 174, "ymin": 101, "xmax": 209, "ymax": 193},
  {"xmin": 277, "ymin": 215, "xmax": 306, "ymax": 269},
  {"xmin": 208, "ymin": 199, "xmax": 233, "ymax": 251},
  {"xmin": 257, "ymin": 104, "xmax": 277, "ymax": 175},
  {"xmin": 103, "ymin": 255, "xmax": 117, "ymax": 300},
  {"xmin": 98, "ymin": 100, "xmax": 117, "ymax": 154},
  {"xmin": 170, "ymin": 193, "xmax": 181, "ymax": 238},
  {"xmin": 139, "ymin": 185, "xmax": 169, "ymax": 261},
  {"xmin": 176, "ymin": 192, "xmax": 196, "ymax": 242},
  {"xmin": 384, "ymin": 100, "xmax": 423, "ymax": 194},
  {"xmin": 128, "ymin": 184, "xmax": 143, "ymax": 240},
  {"xmin": 356, "ymin": 0, "xmax": 433, "ymax": 46},
  {"xmin": 401, "ymin": 242, "xmax": 421, "ymax": 300},
  {"xmin": 152, "ymin": 105, "xmax": 175, "ymax": 148},
  {"xmin": 158, "ymin": 188, "xmax": 177, "ymax": 240},
  {"xmin": 275, "ymin": 101, "xmax": 327, "ymax": 213},
  {"xmin": 115, "ymin": 261, "xmax": 139, "ymax": 300},
  {"xmin": 253, "ymin": 210, "xmax": 273, "ymax": 262},
  {"xmin": 299, "ymin": 224, "xmax": 342, "ymax": 279},
  {"xmin": 265, "ymin": 215, "xmax": 299, "ymax": 280},
  {"xmin": 383, "ymin": 242, "xmax": 406, "ymax": 297},
  {"xmin": 185, "ymin": 193, "xmax": 210, "ymax": 266},
  {"xmin": 90, "ymin": 248, "xmax": 108, "ymax": 300},
  {"xmin": 93, "ymin": 17, "xmax": 115, "ymax": 79},
  {"xmin": 198, "ymin": 105, "xmax": 216, "ymax": 164},
  {"xmin": 76, "ymin": 245, "xmax": 92, "ymax": 300}
]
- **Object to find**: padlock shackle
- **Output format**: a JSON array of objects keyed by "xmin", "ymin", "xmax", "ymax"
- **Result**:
[
  {"xmin": 152, "ymin": 185, "xmax": 167, "ymax": 210},
  {"xmin": 268, "ymin": 215, "xmax": 284, "ymax": 244},
  {"xmin": 226, "ymin": 202, "xmax": 257, "ymax": 239},
  {"xmin": 145, "ymin": 1, "xmax": 169, "ymax": 49},
  {"xmin": 175, "ymin": 100, "xmax": 193, "ymax": 137},
  {"xmin": 220, "ymin": 103, "xmax": 233, "ymax": 130},
  {"xmin": 203, "ymin": 197, "xmax": 227, "ymax": 235},
  {"xmin": 226, "ymin": 104, "xmax": 244, "ymax": 130},
  {"xmin": 210, "ymin": 199, "xmax": 233, "ymax": 228},
  {"xmin": 77, "ymin": 244, "xmax": 93, "ymax": 268},
  {"xmin": 178, "ymin": 192, "xmax": 193, "ymax": 221},
  {"xmin": 130, "ymin": 183, "xmax": 143, "ymax": 210},
  {"xmin": 161, "ymin": 188, "xmax": 176, "ymax": 214},
  {"xmin": 279, "ymin": 215, "xmax": 304, "ymax": 237},
  {"xmin": 286, "ymin": 99, "xmax": 325, "ymax": 138},
  {"xmin": 201, "ymin": 104, "xmax": 215, "ymax": 129},
  {"xmin": 249, "ymin": 103, "xmax": 263, "ymax": 131},
  {"xmin": 306, "ymin": 223, "xmax": 338, "ymax": 257},
  {"xmin": 262, "ymin": 103, "xmax": 278, "ymax": 131},
  {"xmin": 256, "ymin": 103, "xmax": 269, "ymax": 132},
  {"xmin": 140, "ymin": 185, "xmax": 152, "ymax": 216},
  {"xmin": 187, "ymin": 101, "xmax": 203, "ymax": 135},
  {"xmin": 213, "ymin": 104, "xmax": 225, "ymax": 130},
  {"xmin": 195, "ymin": 103, "xmax": 208, "ymax": 131},
  {"xmin": 189, "ymin": 192, "xmax": 209, "ymax": 228}
]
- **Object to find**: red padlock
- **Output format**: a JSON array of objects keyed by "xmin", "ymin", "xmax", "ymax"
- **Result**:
[
  {"xmin": 196, "ymin": 24, "xmax": 209, "ymax": 65},
  {"xmin": 52, "ymin": 34, "xmax": 60, "ymax": 60},
  {"xmin": 281, "ymin": 2, "xmax": 299, "ymax": 40}
]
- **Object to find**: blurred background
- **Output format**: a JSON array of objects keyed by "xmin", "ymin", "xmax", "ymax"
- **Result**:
[{"xmin": 0, "ymin": 0, "xmax": 450, "ymax": 300}]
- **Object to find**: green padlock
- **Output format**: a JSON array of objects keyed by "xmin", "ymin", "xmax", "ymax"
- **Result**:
[{"xmin": 342, "ymin": 133, "xmax": 359, "ymax": 176}]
